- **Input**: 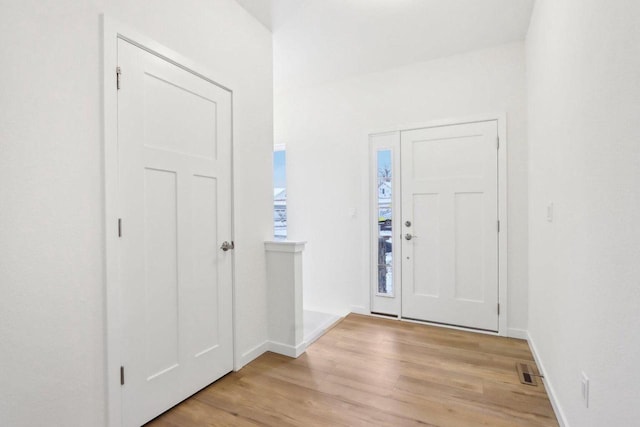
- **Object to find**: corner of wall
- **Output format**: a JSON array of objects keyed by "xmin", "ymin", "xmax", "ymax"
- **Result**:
[{"xmin": 526, "ymin": 331, "xmax": 570, "ymax": 427}]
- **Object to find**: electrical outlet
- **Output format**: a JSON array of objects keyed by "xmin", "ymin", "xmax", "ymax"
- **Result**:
[{"xmin": 581, "ymin": 372, "xmax": 589, "ymax": 408}]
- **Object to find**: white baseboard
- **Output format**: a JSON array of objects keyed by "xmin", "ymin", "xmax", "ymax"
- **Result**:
[
  {"xmin": 268, "ymin": 340, "xmax": 306, "ymax": 358},
  {"xmin": 304, "ymin": 314, "xmax": 342, "ymax": 346},
  {"xmin": 527, "ymin": 332, "xmax": 569, "ymax": 427},
  {"xmin": 349, "ymin": 305, "xmax": 368, "ymax": 315},
  {"xmin": 237, "ymin": 312, "xmax": 345, "ymax": 370},
  {"xmin": 236, "ymin": 340, "xmax": 269, "ymax": 370},
  {"xmin": 236, "ymin": 339, "xmax": 308, "ymax": 369},
  {"xmin": 507, "ymin": 328, "xmax": 529, "ymax": 340}
]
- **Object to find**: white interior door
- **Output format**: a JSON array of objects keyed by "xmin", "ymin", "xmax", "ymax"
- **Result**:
[
  {"xmin": 117, "ymin": 39, "xmax": 233, "ymax": 426},
  {"xmin": 401, "ymin": 121, "xmax": 499, "ymax": 331}
]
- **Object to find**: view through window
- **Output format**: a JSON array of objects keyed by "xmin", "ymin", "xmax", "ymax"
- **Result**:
[
  {"xmin": 377, "ymin": 150, "xmax": 393, "ymax": 295},
  {"xmin": 274, "ymin": 150, "xmax": 287, "ymax": 239}
]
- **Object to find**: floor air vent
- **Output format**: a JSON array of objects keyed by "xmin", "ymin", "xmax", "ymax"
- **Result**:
[{"xmin": 516, "ymin": 362, "xmax": 538, "ymax": 386}]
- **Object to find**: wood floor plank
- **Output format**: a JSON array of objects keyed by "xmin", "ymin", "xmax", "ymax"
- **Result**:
[
  {"xmin": 146, "ymin": 314, "xmax": 559, "ymax": 426},
  {"xmin": 145, "ymin": 398, "xmax": 261, "ymax": 427}
]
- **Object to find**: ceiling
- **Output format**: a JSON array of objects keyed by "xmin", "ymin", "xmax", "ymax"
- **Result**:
[
  {"xmin": 235, "ymin": 0, "xmax": 306, "ymax": 31},
  {"xmin": 235, "ymin": 0, "xmax": 535, "ymax": 90}
]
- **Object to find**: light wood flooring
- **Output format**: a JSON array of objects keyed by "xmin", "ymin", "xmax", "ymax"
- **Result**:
[{"xmin": 147, "ymin": 314, "xmax": 559, "ymax": 426}]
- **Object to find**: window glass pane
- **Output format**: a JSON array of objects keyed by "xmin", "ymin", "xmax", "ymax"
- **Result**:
[
  {"xmin": 274, "ymin": 150, "xmax": 286, "ymax": 239},
  {"xmin": 377, "ymin": 150, "xmax": 393, "ymax": 295}
]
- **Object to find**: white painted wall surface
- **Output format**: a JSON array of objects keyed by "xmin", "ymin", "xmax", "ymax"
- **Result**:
[
  {"xmin": 0, "ymin": 1, "xmax": 272, "ymax": 426},
  {"xmin": 527, "ymin": 1, "xmax": 640, "ymax": 425},
  {"xmin": 275, "ymin": 43, "xmax": 528, "ymax": 332}
]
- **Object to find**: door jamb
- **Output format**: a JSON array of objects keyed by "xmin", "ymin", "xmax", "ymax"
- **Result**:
[
  {"xmin": 367, "ymin": 113, "xmax": 508, "ymax": 336},
  {"xmin": 102, "ymin": 15, "xmax": 236, "ymax": 427}
]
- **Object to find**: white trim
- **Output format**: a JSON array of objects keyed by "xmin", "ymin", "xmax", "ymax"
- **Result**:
[
  {"xmin": 507, "ymin": 328, "xmax": 529, "ymax": 340},
  {"xmin": 268, "ymin": 341, "xmax": 307, "ymax": 358},
  {"xmin": 233, "ymin": 315, "xmax": 345, "ymax": 369},
  {"xmin": 237, "ymin": 341, "xmax": 270, "ymax": 370},
  {"xmin": 367, "ymin": 114, "xmax": 509, "ymax": 336},
  {"xmin": 273, "ymin": 143, "xmax": 286, "ymax": 152},
  {"xmin": 368, "ymin": 112, "xmax": 508, "ymax": 136},
  {"xmin": 304, "ymin": 314, "xmax": 342, "ymax": 346},
  {"xmin": 102, "ymin": 15, "xmax": 236, "ymax": 427},
  {"xmin": 527, "ymin": 332, "xmax": 570, "ymax": 427},
  {"xmin": 497, "ymin": 115, "xmax": 508, "ymax": 337},
  {"xmin": 264, "ymin": 240, "xmax": 307, "ymax": 253},
  {"xmin": 102, "ymin": 15, "xmax": 122, "ymax": 427}
]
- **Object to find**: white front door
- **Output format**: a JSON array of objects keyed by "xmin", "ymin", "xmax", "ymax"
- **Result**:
[
  {"xmin": 117, "ymin": 39, "xmax": 233, "ymax": 426},
  {"xmin": 400, "ymin": 121, "xmax": 499, "ymax": 331}
]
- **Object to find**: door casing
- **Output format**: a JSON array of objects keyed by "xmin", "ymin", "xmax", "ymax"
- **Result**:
[
  {"xmin": 102, "ymin": 16, "xmax": 236, "ymax": 427},
  {"xmin": 368, "ymin": 114, "xmax": 508, "ymax": 336}
]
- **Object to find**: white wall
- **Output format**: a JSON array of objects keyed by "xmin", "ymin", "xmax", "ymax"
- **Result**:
[
  {"xmin": 275, "ymin": 43, "xmax": 529, "ymax": 333},
  {"xmin": 526, "ymin": 1, "xmax": 640, "ymax": 425},
  {"xmin": 0, "ymin": 1, "xmax": 273, "ymax": 426}
]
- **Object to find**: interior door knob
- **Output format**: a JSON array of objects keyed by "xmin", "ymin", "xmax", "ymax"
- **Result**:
[{"xmin": 405, "ymin": 234, "xmax": 417, "ymax": 240}]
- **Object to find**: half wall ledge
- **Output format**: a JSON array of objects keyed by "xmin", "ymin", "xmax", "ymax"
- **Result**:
[{"xmin": 265, "ymin": 240, "xmax": 307, "ymax": 357}]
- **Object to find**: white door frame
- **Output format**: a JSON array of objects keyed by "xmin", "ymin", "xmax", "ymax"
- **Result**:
[
  {"xmin": 102, "ymin": 16, "xmax": 236, "ymax": 427},
  {"xmin": 368, "ymin": 113, "xmax": 508, "ymax": 336}
]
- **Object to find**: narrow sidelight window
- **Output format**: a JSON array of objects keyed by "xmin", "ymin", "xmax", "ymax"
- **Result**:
[
  {"xmin": 377, "ymin": 150, "xmax": 393, "ymax": 295},
  {"xmin": 274, "ymin": 149, "xmax": 287, "ymax": 239}
]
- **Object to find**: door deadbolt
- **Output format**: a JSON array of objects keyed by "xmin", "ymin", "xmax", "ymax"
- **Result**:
[{"xmin": 405, "ymin": 220, "xmax": 412, "ymax": 227}]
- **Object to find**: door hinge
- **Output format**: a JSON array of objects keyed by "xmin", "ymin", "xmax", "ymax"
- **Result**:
[
  {"xmin": 118, "ymin": 218, "xmax": 122, "ymax": 238},
  {"xmin": 497, "ymin": 136, "xmax": 500, "ymax": 150},
  {"xmin": 497, "ymin": 220, "xmax": 500, "ymax": 232},
  {"xmin": 116, "ymin": 66, "xmax": 122, "ymax": 90},
  {"xmin": 120, "ymin": 366, "xmax": 125, "ymax": 385},
  {"xmin": 497, "ymin": 303, "xmax": 501, "ymax": 315}
]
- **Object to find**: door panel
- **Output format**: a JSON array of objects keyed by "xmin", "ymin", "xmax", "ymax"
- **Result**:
[
  {"xmin": 189, "ymin": 175, "xmax": 220, "ymax": 357},
  {"xmin": 143, "ymin": 71, "xmax": 218, "ymax": 159},
  {"xmin": 118, "ymin": 39, "xmax": 233, "ymax": 426},
  {"xmin": 143, "ymin": 168, "xmax": 179, "ymax": 379},
  {"xmin": 454, "ymin": 192, "xmax": 485, "ymax": 302},
  {"xmin": 412, "ymin": 194, "xmax": 440, "ymax": 297},
  {"xmin": 401, "ymin": 121, "xmax": 498, "ymax": 331}
]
